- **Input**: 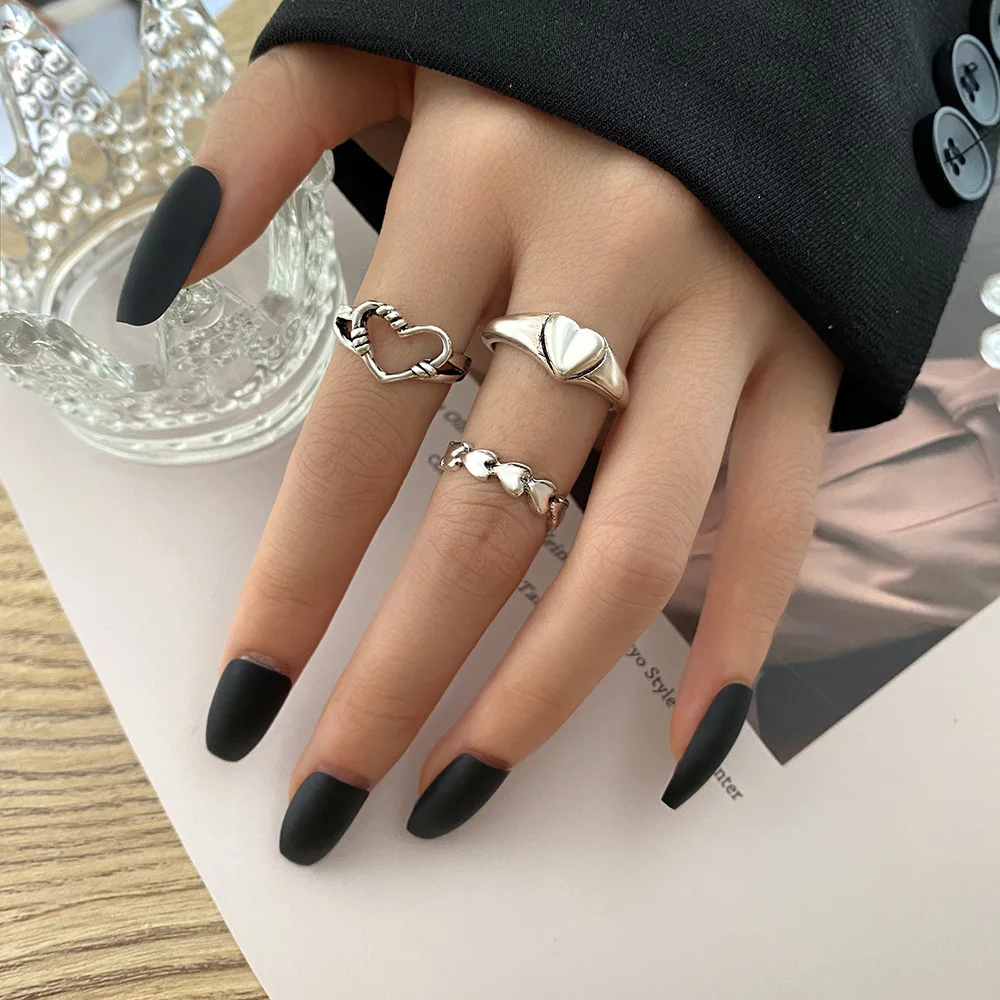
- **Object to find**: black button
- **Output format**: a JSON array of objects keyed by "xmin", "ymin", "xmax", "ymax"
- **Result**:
[
  {"xmin": 933, "ymin": 33, "xmax": 1000, "ymax": 127},
  {"xmin": 914, "ymin": 106, "xmax": 993, "ymax": 205},
  {"xmin": 972, "ymin": 0, "xmax": 1000, "ymax": 62}
]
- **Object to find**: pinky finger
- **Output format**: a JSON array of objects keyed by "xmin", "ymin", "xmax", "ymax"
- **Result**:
[{"xmin": 663, "ymin": 329, "xmax": 841, "ymax": 809}]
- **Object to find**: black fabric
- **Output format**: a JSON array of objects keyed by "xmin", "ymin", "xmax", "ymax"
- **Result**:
[
  {"xmin": 253, "ymin": 1, "xmax": 997, "ymax": 432},
  {"xmin": 331, "ymin": 140, "xmax": 393, "ymax": 231}
]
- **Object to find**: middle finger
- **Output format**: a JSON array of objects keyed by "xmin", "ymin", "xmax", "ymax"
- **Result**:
[{"xmin": 278, "ymin": 268, "xmax": 652, "ymax": 864}]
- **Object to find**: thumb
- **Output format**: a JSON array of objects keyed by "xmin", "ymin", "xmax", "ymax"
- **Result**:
[{"xmin": 117, "ymin": 43, "xmax": 409, "ymax": 326}]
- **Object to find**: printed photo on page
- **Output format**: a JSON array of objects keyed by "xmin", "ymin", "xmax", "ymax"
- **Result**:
[{"xmin": 664, "ymin": 193, "xmax": 1000, "ymax": 763}]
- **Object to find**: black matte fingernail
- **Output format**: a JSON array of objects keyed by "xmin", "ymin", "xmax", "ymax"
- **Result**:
[
  {"xmin": 205, "ymin": 656, "xmax": 292, "ymax": 762},
  {"xmin": 661, "ymin": 682, "xmax": 753, "ymax": 809},
  {"xmin": 279, "ymin": 772, "xmax": 369, "ymax": 865},
  {"xmin": 406, "ymin": 753, "xmax": 509, "ymax": 839},
  {"xmin": 116, "ymin": 165, "xmax": 221, "ymax": 326}
]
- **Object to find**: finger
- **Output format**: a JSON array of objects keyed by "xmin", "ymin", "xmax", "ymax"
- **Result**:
[
  {"xmin": 661, "ymin": 326, "xmax": 840, "ymax": 808},
  {"xmin": 117, "ymin": 44, "xmax": 407, "ymax": 325},
  {"xmin": 279, "ymin": 257, "xmax": 656, "ymax": 861},
  {"xmin": 406, "ymin": 296, "xmax": 755, "ymax": 837},
  {"xmin": 204, "ymin": 91, "xmax": 511, "ymax": 766},
  {"xmin": 281, "ymin": 349, "xmax": 605, "ymax": 862}
]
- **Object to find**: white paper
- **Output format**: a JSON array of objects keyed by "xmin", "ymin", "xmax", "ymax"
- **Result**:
[{"xmin": 2, "ymin": 188, "xmax": 999, "ymax": 999}]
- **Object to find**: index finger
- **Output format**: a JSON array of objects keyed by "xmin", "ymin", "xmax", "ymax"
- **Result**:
[{"xmin": 117, "ymin": 43, "xmax": 407, "ymax": 326}]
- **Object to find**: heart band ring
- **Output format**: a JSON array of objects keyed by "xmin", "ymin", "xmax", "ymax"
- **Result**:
[
  {"xmin": 335, "ymin": 300, "xmax": 471, "ymax": 384},
  {"xmin": 440, "ymin": 441, "xmax": 570, "ymax": 530},
  {"xmin": 480, "ymin": 313, "xmax": 629, "ymax": 410}
]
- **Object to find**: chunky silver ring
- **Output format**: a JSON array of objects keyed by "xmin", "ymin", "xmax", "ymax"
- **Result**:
[
  {"xmin": 335, "ymin": 300, "xmax": 471, "ymax": 384},
  {"xmin": 480, "ymin": 313, "xmax": 629, "ymax": 410},
  {"xmin": 440, "ymin": 441, "xmax": 570, "ymax": 530}
]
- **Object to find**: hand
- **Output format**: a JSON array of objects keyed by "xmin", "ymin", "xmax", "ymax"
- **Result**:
[{"xmin": 119, "ymin": 43, "xmax": 841, "ymax": 863}]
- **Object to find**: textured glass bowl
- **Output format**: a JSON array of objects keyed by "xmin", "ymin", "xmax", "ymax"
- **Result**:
[{"xmin": 0, "ymin": 0, "xmax": 345, "ymax": 463}]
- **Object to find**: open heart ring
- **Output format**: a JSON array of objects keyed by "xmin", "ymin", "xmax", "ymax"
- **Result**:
[{"xmin": 334, "ymin": 301, "xmax": 471, "ymax": 384}]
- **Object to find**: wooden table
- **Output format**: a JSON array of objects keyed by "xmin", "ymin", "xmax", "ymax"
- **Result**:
[{"xmin": 0, "ymin": 2, "xmax": 278, "ymax": 995}]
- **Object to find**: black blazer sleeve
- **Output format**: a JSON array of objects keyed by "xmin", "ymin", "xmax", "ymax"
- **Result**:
[{"xmin": 252, "ymin": 1, "xmax": 999, "ymax": 432}]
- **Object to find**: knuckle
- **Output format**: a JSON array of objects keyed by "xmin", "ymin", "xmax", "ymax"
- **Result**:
[
  {"xmin": 598, "ymin": 155, "xmax": 679, "ymax": 218},
  {"xmin": 668, "ymin": 251, "xmax": 766, "ymax": 344},
  {"xmin": 338, "ymin": 673, "xmax": 427, "ymax": 738},
  {"xmin": 290, "ymin": 385, "xmax": 406, "ymax": 519},
  {"xmin": 578, "ymin": 499, "xmax": 692, "ymax": 616},
  {"xmin": 415, "ymin": 91, "xmax": 539, "ymax": 202},
  {"xmin": 728, "ymin": 478, "xmax": 818, "ymax": 627},
  {"xmin": 247, "ymin": 556, "xmax": 328, "ymax": 621},
  {"xmin": 455, "ymin": 94, "xmax": 545, "ymax": 160},
  {"xmin": 259, "ymin": 44, "xmax": 307, "ymax": 94},
  {"xmin": 747, "ymin": 494, "xmax": 816, "ymax": 586},
  {"xmin": 737, "ymin": 601, "xmax": 784, "ymax": 648},
  {"xmin": 210, "ymin": 48, "xmax": 314, "ymax": 152},
  {"xmin": 496, "ymin": 671, "xmax": 569, "ymax": 730},
  {"xmin": 593, "ymin": 154, "xmax": 708, "ymax": 247},
  {"xmin": 419, "ymin": 491, "xmax": 539, "ymax": 602},
  {"xmin": 741, "ymin": 472, "xmax": 818, "ymax": 567},
  {"xmin": 263, "ymin": 48, "xmax": 332, "ymax": 157},
  {"xmin": 763, "ymin": 487, "xmax": 818, "ymax": 555}
]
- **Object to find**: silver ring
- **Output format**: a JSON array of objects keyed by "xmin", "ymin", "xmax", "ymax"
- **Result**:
[
  {"xmin": 480, "ymin": 313, "xmax": 629, "ymax": 410},
  {"xmin": 440, "ymin": 441, "xmax": 570, "ymax": 530},
  {"xmin": 335, "ymin": 300, "xmax": 471, "ymax": 384}
]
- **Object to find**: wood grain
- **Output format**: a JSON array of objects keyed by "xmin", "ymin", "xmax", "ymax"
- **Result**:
[{"xmin": 0, "ymin": 2, "xmax": 280, "ymax": 995}]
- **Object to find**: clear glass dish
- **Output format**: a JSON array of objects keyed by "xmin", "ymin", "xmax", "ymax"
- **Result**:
[{"xmin": 0, "ymin": 0, "xmax": 344, "ymax": 463}]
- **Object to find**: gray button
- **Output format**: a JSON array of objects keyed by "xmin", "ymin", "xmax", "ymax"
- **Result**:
[
  {"xmin": 972, "ymin": 0, "xmax": 1000, "ymax": 62},
  {"xmin": 915, "ymin": 106, "xmax": 993, "ymax": 204},
  {"xmin": 934, "ymin": 33, "xmax": 1000, "ymax": 127}
]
